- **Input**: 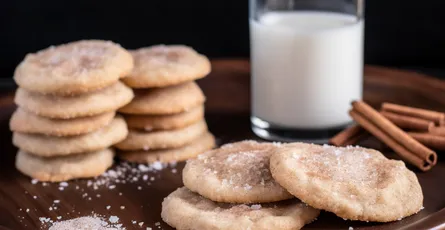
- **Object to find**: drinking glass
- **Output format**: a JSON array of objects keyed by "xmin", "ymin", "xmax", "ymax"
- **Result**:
[{"xmin": 250, "ymin": 0, "xmax": 365, "ymax": 142}]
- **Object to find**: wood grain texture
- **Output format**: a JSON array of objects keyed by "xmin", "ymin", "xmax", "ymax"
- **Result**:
[{"xmin": 0, "ymin": 60, "xmax": 445, "ymax": 229}]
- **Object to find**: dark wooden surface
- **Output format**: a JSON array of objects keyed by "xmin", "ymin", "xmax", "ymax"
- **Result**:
[{"xmin": 1, "ymin": 60, "xmax": 445, "ymax": 230}]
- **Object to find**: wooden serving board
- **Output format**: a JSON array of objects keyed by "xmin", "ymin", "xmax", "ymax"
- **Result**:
[{"xmin": 1, "ymin": 60, "xmax": 445, "ymax": 230}]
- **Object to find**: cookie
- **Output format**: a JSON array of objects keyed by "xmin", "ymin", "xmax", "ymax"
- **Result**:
[
  {"xmin": 270, "ymin": 143, "xmax": 424, "ymax": 222},
  {"xmin": 161, "ymin": 187, "xmax": 320, "ymax": 230},
  {"xmin": 118, "ymin": 82, "xmax": 205, "ymax": 115},
  {"xmin": 15, "ymin": 81, "xmax": 134, "ymax": 119},
  {"xmin": 13, "ymin": 116, "xmax": 128, "ymax": 157},
  {"xmin": 183, "ymin": 141, "xmax": 293, "ymax": 203},
  {"xmin": 16, "ymin": 148, "xmax": 114, "ymax": 182},
  {"xmin": 115, "ymin": 120, "xmax": 207, "ymax": 151},
  {"xmin": 10, "ymin": 108, "xmax": 115, "ymax": 136},
  {"xmin": 122, "ymin": 45, "xmax": 211, "ymax": 88},
  {"xmin": 119, "ymin": 132, "xmax": 215, "ymax": 163},
  {"xmin": 14, "ymin": 40, "xmax": 134, "ymax": 95},
  {"xmin": 124, "ymin": 105, "xmax": 204, "ymax": 131}
]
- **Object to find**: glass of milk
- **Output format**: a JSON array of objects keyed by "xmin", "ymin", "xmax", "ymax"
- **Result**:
[{"xmin": 250, "ymin": 0, "xmax": 364, "ymax": 142}]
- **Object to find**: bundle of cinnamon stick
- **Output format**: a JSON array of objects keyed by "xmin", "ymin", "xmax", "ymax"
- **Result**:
[{"xmin": 329, "ymin": 101, "xmax": 444, "ymax": 171}]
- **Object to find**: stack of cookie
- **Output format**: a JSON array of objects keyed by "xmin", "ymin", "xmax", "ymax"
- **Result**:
[
  {"xmin": 162, "ymin": 141, "xmax": 320, "ymax": 230},
  {"xmin": 161, "ymin": 141, "xmax": 424, "ymax": 229},
  {"xmin": 10, "ymin": 40, "xmax": 135, "ymax": 182},
  {"xmin": 115, "ymin": 45, "xmax": 215, "ymax": 163}
]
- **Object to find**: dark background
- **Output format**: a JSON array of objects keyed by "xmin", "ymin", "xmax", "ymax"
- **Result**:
[{"xmin": 0, "ymin": 0, "xmax": 444, "ymax": 79}]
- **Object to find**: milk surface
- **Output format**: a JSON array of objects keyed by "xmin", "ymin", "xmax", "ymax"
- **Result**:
[{"xmin": 251, "ymin": 11, "xmax": 363, "ymax": 129}]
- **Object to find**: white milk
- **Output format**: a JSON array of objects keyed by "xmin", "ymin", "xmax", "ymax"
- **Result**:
[{"xmin": 251, "ymin": 11, "xmax": 363, "ymax": 129}]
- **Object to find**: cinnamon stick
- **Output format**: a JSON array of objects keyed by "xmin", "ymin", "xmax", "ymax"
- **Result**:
[
  {"xmin": 329, "ymin": 125, "xmax": 368, "ymax": 146},
  {"xmin": 428, "ymin": 126, "xmax": 445, "ymax": 136},
  {"xmin": 351, "ymin": 101, "xmax": 437, "ymax": 170},
  {"xmin": 408, "ymin": 132, "xmax": 445, "ymax": 151},
  {"xmin": 382, "ymin": 103, "xmax": 445, "ymax": 125},
  {"xmin": 350, "ymin": 110, "xmax": 434, "ymax": 171},
  {"xmin": 380, "ymin": 111, "xmax": 434, "ymax": 131}
]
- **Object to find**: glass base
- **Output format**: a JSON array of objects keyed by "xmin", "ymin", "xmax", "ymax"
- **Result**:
[{"xmin": 251, "ymin": 116, "xmax": 350, "ymax": 143}]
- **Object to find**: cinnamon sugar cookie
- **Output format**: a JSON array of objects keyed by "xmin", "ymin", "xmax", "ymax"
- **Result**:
[
  {"xmin": 119, "ymin": 132, "xmax": 215, "ymax": 163},
  {"xmin": 15, "ymin": 81, "xmax": 134, "ymax": 119},
  {"xmin": 115, "ymin": 120, "xmax": 207, "ymax": 151},
  {"xmin": 13, "ymin": 116, "xmax": 128, "ymax": 157},
  {"xmin": 161, "ymin": 187, "xmax": 320, "ymax": 230},
  {"xmin": 270, "ymin": 143, "xmax": 423, "ymax": 222},
  {"xmin": 183, "ymin": 141, "xmax": 293, "ymax": 203},
  {"xmin": 14, "ymin": 40, "xmax": 133, "ymax": 95},
  {"xmin": 118, "ymin": 82, "xmax": 205, "ymax": 115},
  {"xmin": 10, "ymin": 109, "xmax": 115, "ymax": 136},
  {"xmin": 16, "ymin": 148, "xmax": 114, "ymax": 182},
  {"xmin": 122, "ymin": 45, "xmax": 211, "ymax": 88},
  {"xmin": 124, "ymin": 105, "xmax": 204, "ymax": 131}
]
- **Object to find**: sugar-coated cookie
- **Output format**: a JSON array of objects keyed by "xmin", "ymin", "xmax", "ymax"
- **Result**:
[
  {"xmin": 13, "ymin": 116, "xmax": 128, "ymax": 157},
  {"xmin": 161, "ymin": 187, "xmax": 320, "ymax": 230},
  {"xmin": 115, "ymin": 120, "xmax": 207, "ymax": 151},
  {"xmin": 270, "ymin": 143, "xmax": 424, "ymax": 222},
  {"xmin": 124, "ymin": 105, "xmax": 204, "ymax": 131},
  {"xmin": 183, "ymin": 141, "xmax": 293, "ymax": 203},
  {"xmin": 122, "ymin": 45, "xmax": 211, "ymax": 88},
  {"xmin": 118, "ymin": 82, "xmax": 205, "ymax": 115},
  {"xmin": 16, "ymin": 148, "xmax": 114, "ymax": 182},
  {"xmin": 10, "ymin": 108, "xmax": 115, "ymax": 136},
  {"xmin": 14, "ymin": 40, "xmax": 133, "ymax": 95},
  {"xmin": 15, "ymin": 81, "xmax": 134, "ymax": 119},
  {"xmin": 119, "ymin": 132, "xmax": 215, "ymax": 163}
]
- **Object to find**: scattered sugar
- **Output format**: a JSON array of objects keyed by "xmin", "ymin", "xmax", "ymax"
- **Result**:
[
  {"xmin": 47, "ymin": 215, "xmax": 124, "ymax": 229},
  {"xmin": 109, "ymin": 216, "xmax": 119, "ymax": 223},
  {"xmin": 58, "ymin": 187, "xmax": 64, "ymax": 191},
  {"xmin": 33, "ymin": 196, "xmax": 37, "ymax": 199},
  {"xmin": 54, "ymin": 200, "xmax": 60, "ymax": 204},
  {"xmin": 57, "ymin": 216, "xmax": 62, "ymax": 220},
  {"xmin": 31, "ymin": 179, "xmax": 39, "ymax": 184},
  {"xmin": 26, "ymin": 209, "xmax": 29, "ymax": 212},
  {"xmin": 59, "ymin": 182, "xmax": 69, "ymax": 187},
  {"xmin": 120, "ymin": 206, "xmax": 125, "ymax": 210},
  {"xmin": 151, "ymin": 162, "xmax": 163, "ymax": 170},
  {"xmin": 250, "ymin": 204, "xmax": 262, "ymax": 210},
  {"xmin": 109, "ymin": 185, "xmax": 116, "ymax": 190},
  {"xmin": 171, "ymin": 169, "xmax": 177, "ymax": 173},
  {"xmin": 132, "ymin": 220, "xmax": 137, "ymax": 224},
  {"xmin": 349, "ymin": 227, "xmax": 354, "ymax": 230},
  {"xmin": 155, "ymin": 222, "xmax": 160, "ymax": 226},
  {"xmin": 139, "ymin": 222, "xmax": 144, "ymax": 227},
  {"xmin": 106, "ymin": 206, "xmax": 111, "ymax": 210}
]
